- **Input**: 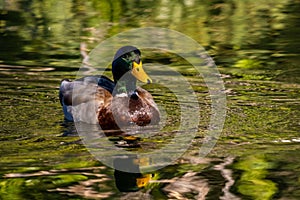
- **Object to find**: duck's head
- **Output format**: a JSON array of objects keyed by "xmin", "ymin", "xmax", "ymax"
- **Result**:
[{"xmin": 112, "ymin": 46, "xmax": 152, "ymax": 96}]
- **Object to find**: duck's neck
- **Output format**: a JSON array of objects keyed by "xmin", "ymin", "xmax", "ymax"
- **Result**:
[{"xmin": 114, "ymin": 78, "xmax": 137, "ymax": 96}]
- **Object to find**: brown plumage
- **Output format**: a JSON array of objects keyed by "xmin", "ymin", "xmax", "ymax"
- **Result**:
[
  {"xmin": 60, "ymin": 80, "xmax": 160, "ymax": 129},
  {"xmin": 98, "ymin": 87, "xmax": 160, "ymax": 129}
]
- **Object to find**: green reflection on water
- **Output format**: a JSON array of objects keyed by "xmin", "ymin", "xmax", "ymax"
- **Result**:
[
  {"xmin": 1, "ymin": 0, "xmax": 300, "ymax": 74},
  {"xmin": 234, "ymin": 154, "xmax": 277, "ymax": 200}
]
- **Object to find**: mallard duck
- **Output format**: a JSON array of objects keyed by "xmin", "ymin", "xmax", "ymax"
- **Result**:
[{"xmin": 59, "ymin": 46, "xmax": 160, "ymax": 129}]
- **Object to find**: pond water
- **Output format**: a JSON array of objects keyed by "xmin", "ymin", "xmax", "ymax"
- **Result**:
[{"xmin": 1, "ymin": 0, "xmax": 300, "ymax": 199}]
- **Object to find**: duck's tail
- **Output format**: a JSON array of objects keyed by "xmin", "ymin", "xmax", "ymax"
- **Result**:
[
  {"xmin": 59, "ymin": 79, "xmax": 71, "ymax": 106},
  {"xmin": 59, "ymin": 79, "xmax": 74, "ymax": 121}
]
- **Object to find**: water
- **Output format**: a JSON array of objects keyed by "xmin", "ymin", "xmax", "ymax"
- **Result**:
[{"xmin": 1, "ymin": 0, "xmax": 300, "ymax": 199}]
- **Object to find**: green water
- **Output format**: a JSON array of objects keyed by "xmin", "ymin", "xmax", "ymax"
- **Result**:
[{"xmin": 1, "ymin": 0, "xmax": 300, "ymax": 199}]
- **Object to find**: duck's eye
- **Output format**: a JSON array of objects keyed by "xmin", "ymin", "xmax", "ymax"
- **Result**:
[
  {"xmin": 122, "ymin": 53, "xmax": 133, "ymax": 62},
  {"xmin": 128, "ymin": 52, "xmax": 141, "ymax": 62},
  {"xmin": 121, "ymin": 55, "xmax": 133, "ymax": 67},
  {"xmin": 122, "ymin": 52, "xmax": 141, "ymax": 69},
  {"xmin": 134, "ymin": 54, "xmax": 141, "ymax": 64}
]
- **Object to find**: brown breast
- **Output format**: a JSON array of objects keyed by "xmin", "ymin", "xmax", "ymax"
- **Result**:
[{"xmin": 97, "ymin": 87, "xmax": 160, "ymax": 130}]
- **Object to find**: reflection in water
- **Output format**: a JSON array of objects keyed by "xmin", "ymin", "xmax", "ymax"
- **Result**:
[
  {"xmin": 2, "ymin": 156, "xmax": 242, "ymax": 199},
  {"xmin": 162, "ymin": 171, "xmax": 209, "ymax": 200},
  {"xmin": 4, "ymin": 166, "xmax": 114, "ymax": 199},
  {"xmin": 214, "ymin": 157, "xmax": 240, "ymax": 200},
  {"xmin": 233, "ymin": 154, "xmax": 278, "ymax": 200},
  {"xmin": 2, "ymin": 0, "xmax": 300, "ymax": 73},
  {"xmin": 113, "ymin": 155, "xmax": 152, "ymax": 192}
]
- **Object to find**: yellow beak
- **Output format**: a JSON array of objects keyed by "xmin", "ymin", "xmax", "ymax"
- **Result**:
[
  {"xmin": 131, "ymin": 61, "xmax": 152, "ymax": 84},
  {"xmin": 136, "ymin": 174, "xmax": 152, "ymax": 188}
]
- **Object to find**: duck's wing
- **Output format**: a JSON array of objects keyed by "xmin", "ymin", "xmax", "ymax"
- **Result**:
[
  {"xmin": 59, "ymin": 76, "xmax": 115, "ymax": 105},
  {"xmin": 59, "ymin": 77, "xmax": 115, "ymax": 123},
  {"xmin": 71, "ymin": 83, "xmax": 113, "ymax": 124},
  {"xmin": 77, "ymin": 75, "xmax": 116, "ymax": 94},
  {"xmin": 96, "ymin": 75, "xmax": 116, "ymax": 94}
]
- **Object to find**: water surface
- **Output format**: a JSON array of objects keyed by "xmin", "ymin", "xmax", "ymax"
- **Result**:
[{"xmin": 1, "ymin": 0, "xmax": 300, "ymax": 199}]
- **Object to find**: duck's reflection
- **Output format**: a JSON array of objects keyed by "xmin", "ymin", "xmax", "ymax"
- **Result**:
[
  {"xmin": 59, "ymin": 121, "xmax": 154, "ymax": 192},
  {"xmin": 113, "ymin": 154, "xmax": 153, "ymax": 192}
]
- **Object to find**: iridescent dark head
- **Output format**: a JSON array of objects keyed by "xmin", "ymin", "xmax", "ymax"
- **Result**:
[{"xmin": 112, "ymin": 46, "xmax": 152, "ymax": 95}]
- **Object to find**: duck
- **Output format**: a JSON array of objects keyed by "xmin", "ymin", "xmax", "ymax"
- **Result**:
[{"xmin": 59, "ymin": 46, "xmax": 160, "ymax": 130}]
